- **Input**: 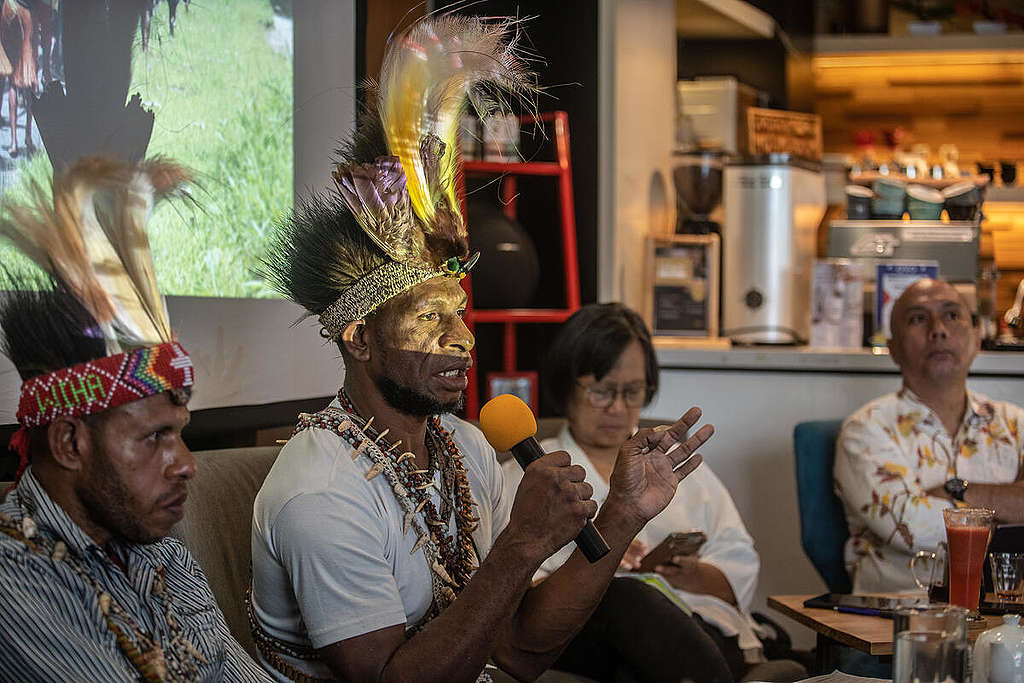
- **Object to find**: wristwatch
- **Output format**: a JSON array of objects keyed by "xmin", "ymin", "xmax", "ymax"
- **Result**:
[{"xmin": 944, "ymin": 477, "xmax": 969, "ymax": 502}]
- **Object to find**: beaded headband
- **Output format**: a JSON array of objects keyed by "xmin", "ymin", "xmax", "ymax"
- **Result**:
[
  {"xmin": 317, "ymin": 254, "xmax": 479, "ymax": 339},
  {"xmin": 16, "ymin": 341, "xmax": 194, "ymax": 428}
]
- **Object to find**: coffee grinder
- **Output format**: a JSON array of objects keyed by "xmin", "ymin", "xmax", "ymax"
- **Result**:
[{"xmin": 673, "ymin": 148, "xmax": 725, "ymax": 235}]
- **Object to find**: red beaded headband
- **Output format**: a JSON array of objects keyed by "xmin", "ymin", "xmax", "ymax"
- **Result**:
[{"xmin": 16, "ymin": 341, "xmax": 194, "ymax": 428}]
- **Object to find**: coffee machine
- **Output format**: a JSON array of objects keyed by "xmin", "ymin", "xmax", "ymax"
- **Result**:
[{"xmin": 721, "ymin": 154, "xmax": 826, "ymax": 344}]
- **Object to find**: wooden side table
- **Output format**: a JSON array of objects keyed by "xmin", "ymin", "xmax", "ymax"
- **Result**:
[{"xmin": 768, "ymin": 594, "xmax": 1004, "ymax": 674}]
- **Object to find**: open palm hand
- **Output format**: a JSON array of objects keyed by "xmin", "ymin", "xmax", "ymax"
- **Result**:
[{"xmin": 607, "ymin": 407, "xmax": 714, "ymax": 526}]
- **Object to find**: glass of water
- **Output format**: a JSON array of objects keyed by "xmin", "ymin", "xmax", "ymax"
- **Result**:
[
  {"xmin": 990, "ymin": 552, "xmax": 1024, "ymax": 602},
  {"xmin": 893, "ymin": 605, "xmax": 969, "ymax": 683}
]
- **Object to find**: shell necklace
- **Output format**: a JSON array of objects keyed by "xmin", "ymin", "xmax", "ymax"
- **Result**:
[
  {"xmin": 333, "ymin": 389, "xmax": 481, "ymax": 625},
  {"xmin": 0, "ymin": 493, "xmax": 205, "ymax": 682}
]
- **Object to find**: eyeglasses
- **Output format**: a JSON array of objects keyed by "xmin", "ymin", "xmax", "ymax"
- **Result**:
[{"xmin": 577, "ymin": 381, "xmax": 648, "ymax": 409}]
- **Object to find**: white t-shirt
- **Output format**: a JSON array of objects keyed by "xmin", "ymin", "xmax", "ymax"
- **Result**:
[
  {"xmin": 501, "ymin": 425, "xmax": 764, "ymax": 657},
  {"xmin": 251, "ymin": 401, "xmax": 510, "ymax": 680}
]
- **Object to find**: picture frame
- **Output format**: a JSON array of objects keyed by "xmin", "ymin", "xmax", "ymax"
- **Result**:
[
  {"xmin": 645, "ymin": 234, "xmax": 720, "ymax": 339},
  {"xmin": 486, "ymin": 371, "xmax": 539, "ymax": 414}
]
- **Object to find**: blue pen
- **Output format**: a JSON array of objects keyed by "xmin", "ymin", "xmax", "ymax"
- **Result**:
[{"xmin": 833, "ymin": 605, "xmax": 891, "ymax": 618}]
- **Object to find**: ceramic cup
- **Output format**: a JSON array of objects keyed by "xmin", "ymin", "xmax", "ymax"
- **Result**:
[
  {"xmin": 871, "ymin": 196, "xmax": 905, "ymax": 219},
  {"xmin": 907, "ymin": 185, "xmax": 944, "ymax": 221},
  {"xmin": 846, "ymin": 184, "xmax": 874, "ymax": 219},
  {"xmin": 973, "ymin": 614, "xmax": 1024, "ymax": 683},
  {"xmin": 873, "ymin": 176, "xmax": 907, "ymax": 200},
  {"xmin": 943, "ymin": 181, "xmax": 981, "ymax": 221}
]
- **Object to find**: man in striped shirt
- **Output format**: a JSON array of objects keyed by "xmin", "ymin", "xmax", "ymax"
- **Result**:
[
  {"xmin": 0, "ymin": 158, "xmax": 270, "ymax": 681},
  {"xmin": 0, "ymin": 465, "xmax": 271, "ymax": 681}
]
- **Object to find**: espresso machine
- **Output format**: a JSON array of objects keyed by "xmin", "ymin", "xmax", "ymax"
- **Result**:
[{"xmin": 721, "ymin": 154, "xmax": 827, "ymax": 344}]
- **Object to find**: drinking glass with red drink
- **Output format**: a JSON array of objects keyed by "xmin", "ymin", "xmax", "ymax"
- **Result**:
[{"xmin": 943, "ymin": 508, "xmax": 996, "ymax": 617}]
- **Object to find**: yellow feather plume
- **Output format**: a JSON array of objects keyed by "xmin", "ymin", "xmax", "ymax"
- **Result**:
[
  {"xmin": 376, "ymin": 15, "xmax": 537, "ymax": 264},
  {"xmin": 0, "ymin": 157, "xmax": 192, "ymax": 353}
]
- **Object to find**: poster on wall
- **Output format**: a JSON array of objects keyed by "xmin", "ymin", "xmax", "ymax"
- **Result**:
[
  {"xmin": 810, "ymin": 259, "xmax": 863, "ymax": 350},
  {"xmin": 0, "ymin": 0, "xmax": 293, "ymax": 298},
  {"xmin": 875, "ymin": 261, "xmax": 940, "ymax": 340}
]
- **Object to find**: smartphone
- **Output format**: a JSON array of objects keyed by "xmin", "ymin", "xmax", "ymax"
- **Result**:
[
  {"xmin": 634, "ymin": 531, "xmax": 707, "ymax": 573},
  {"xmin": 802, "ymin": 593, "xmax": 928, "ymax": 617}
]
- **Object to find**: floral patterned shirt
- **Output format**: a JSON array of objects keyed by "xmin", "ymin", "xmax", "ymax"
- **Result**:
[{"xmin": 834, "ymin": 388, "xmax": 1024, "ymax": 593}]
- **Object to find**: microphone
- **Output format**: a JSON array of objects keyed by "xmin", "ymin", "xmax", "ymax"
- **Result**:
[{"xmin": 479, "ymin": 394, "xmax": 611, "ymax": 563}]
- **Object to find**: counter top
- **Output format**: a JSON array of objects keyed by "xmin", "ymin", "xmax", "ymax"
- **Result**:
[{"xmin": 654, "ymin": 340, "xmax": 1024, "ymax": 376}]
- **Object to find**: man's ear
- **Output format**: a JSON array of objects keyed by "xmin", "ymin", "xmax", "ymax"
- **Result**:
[
  {"xmin": 887, "ymin": 335, "xmax": 901, "ymax": 367},
  {"xmin": 45, "ymin": 416, "xmax": 92, "ymax": 472},
  {"xmin": 340, "ymin": 320, "xmax": 371, "ymax": 362}
]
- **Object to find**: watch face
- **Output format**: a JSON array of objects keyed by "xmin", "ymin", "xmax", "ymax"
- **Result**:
[{"xmin": 945, "ymin": 478, "xmax": 966, "ymax": 501}]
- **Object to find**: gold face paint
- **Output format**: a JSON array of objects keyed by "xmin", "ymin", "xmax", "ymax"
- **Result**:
[{"xmin": 367, "ymin": 277, "xmax": 474, "ymax": 410}]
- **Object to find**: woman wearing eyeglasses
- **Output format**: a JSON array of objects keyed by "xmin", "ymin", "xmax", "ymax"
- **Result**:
[{"xmin": 501, "ymin": 303, "xmax": 767, "ymax": 682}]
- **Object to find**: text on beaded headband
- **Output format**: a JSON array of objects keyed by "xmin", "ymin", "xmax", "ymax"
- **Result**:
[{"xmin": 16, "ymin": 341, "xmax": 195, "ymax": 428}]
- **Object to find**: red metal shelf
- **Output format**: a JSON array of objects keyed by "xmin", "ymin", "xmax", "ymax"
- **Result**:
[
  {"xmin": 458, "ymin": 110, "xmax": 581, "ymax": 419},
  {"xmin": 466, "ymin": 309, "xmax": 575, "ymax": 323},
  {"xmin": 462, "ymin": 160, "xmax": 562, "ymax": 176}
]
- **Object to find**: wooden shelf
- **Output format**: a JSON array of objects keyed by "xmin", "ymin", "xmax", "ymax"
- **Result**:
[
  {"xmin": 848, "ymin": 172, "xmax": 989, "ymax": 189},
  {"xmin": 675, "ymin": 0, "xmax": 774, "ymax": 39},
  {"xmin": 461, "ymin": 160, "xmax": 562, "ymax": 177},
  {"xmin": 465, "ymin": 309, "xmax": 575, "ymax": 324},
  {"xmin": 814, "ymin": 33, "xmax": 1024, "ymax": 55}
]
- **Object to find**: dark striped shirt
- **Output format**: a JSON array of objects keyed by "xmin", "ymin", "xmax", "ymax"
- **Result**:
[{"xmin": 0, "ymin": 469, "xmax": 271, "ymax": 682}]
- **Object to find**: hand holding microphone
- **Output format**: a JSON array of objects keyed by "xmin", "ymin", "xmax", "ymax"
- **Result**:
[{"xmin": 480, "ymin": 394, "xmax": 611, "ymax": 563}]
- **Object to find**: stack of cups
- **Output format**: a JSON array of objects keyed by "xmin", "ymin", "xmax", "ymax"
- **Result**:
[
  {"xmin": 943, "ymin": 182, "xmax": 982, "ymax": 221},
  {"xmin": 906, "ymin": 185, "xmax": 944, "ymax": 220},
  {"xmin": 871, "ymin": 177, "xmax": 906, "ymax": 219},
  {"xmin": 845, "ymin": 185, "xmax": 873, "ymax": 219}
]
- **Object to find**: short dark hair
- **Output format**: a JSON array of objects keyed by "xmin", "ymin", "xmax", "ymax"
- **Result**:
[
  {"xmin": 0, "ymin": 273, "xmax": 107, "ymax": 381},
  {"xmin": 543, "ymin": 303, "xmax": 658, "ymax": 416}
]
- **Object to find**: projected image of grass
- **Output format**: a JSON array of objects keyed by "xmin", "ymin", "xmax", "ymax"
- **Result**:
[
  {"xmin": 137, "ymin": 0, "xmax": 292, "ymax": 297},
  {"xmin": 0, "ymin": 0, "xmax": 292, "ymax": 298}
]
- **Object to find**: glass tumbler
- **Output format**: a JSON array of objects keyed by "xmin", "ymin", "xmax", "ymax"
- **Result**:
[
  {"xmin": 944, "ymin": 507, "xmax": 995, "ymax": 615},
  {"xmin": 893, "ymin": 605, "xmax": 969, "ymax": 683}
]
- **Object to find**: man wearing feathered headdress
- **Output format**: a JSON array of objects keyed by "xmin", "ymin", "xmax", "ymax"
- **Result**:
[
  {"xmin": 251, "ymin": 14, "xmax": 714, "ymax": 682},
  {"xmin": 0, "ymin": 158, "xmax": 272, "ymax": 681}
]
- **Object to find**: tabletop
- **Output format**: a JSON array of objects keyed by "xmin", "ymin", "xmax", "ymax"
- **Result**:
[{"xmin": 767, "ymin": 594, "xmax": 1006, "ymax": 656}]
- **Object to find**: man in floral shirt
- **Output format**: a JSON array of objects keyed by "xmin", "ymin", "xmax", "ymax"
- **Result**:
[{"xmin": 835, "ymin": 278, "xmax": 1024, "ymax": 593}]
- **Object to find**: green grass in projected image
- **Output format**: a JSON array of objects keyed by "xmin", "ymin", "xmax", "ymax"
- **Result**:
[{"xmin": 0, "ymin": 0, "xmax": 292, "ymax": 298}]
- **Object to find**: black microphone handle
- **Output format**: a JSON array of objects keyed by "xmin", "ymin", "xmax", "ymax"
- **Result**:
[{"xmin": 509, "ymin": 438, "xmax": 612, "ymax": 563}]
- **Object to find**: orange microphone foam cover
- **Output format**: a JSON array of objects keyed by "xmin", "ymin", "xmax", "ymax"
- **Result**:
[{"xmin": 479, "ymin": 393, "xmax": 538, "ymax": 452}]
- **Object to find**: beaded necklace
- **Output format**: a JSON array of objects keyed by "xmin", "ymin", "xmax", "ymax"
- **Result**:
[
  {"xmin": 333, "ymin": 389, "xmax": 481, "ymax": 620},
  {"xmin": 0, "ymin": 494, "xmax": 205, "ymax": 682}
]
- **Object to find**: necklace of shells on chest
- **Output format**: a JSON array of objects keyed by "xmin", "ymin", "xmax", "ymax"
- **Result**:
[
  {"xmin": 324, "ymin": 390, "xmax": 481, "ymax": 626},
  {"xmin": 0, "ymin": 492, "xmax": 206, "ymax": 682}
]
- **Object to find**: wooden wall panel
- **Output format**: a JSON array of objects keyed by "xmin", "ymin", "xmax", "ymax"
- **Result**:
[{"xmin": 807, "ymin": 51, "xmax": 1024, "ymax": 161}]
